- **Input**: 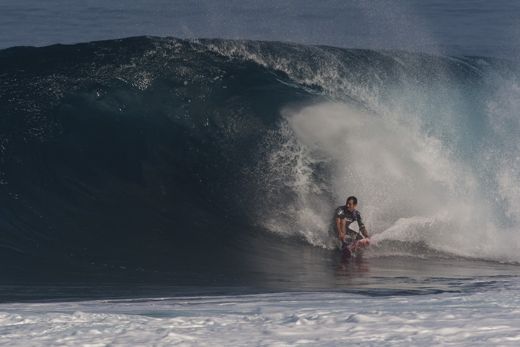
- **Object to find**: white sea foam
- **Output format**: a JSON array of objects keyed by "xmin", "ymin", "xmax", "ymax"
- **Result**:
[
  {"xmin": 259, "ymin": 101, "xmax": 520, "ymax": 262},
  {"xmin": 207, "ymin": 41, "xmax": 520, "ymax": 262},
  {"xmin": 1, "ymin": 279, "xmax": 520, "ymax": 346}
]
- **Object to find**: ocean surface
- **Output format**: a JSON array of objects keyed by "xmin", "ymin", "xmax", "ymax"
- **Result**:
[{"xmin": 1, "ymin": 1, "xmax": 520, "ymax": 346}]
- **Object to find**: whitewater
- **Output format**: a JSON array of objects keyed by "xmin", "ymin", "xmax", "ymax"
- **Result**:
[{"xmin": 1, "ymin": 279, "xmax": 520, "ymax": 347}]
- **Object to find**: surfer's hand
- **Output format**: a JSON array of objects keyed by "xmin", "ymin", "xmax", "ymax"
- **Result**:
[{"xmin": 357, "ymin": 238, "xmax": 370, "ymax": 247}]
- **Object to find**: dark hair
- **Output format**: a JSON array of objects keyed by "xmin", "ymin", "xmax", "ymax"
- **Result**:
[{"xmin": 346, "ymin": 196, "xmax": 358, "ymax": 205}]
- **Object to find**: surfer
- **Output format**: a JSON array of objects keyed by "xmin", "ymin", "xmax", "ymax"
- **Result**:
[{"xmin": 334, "ymin": 196, "xmax": 369, "ymax": 257}]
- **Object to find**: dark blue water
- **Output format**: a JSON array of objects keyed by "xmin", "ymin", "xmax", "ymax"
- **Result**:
[{"xmin": 1, "ymin": 2, "xmax": 520, "ymax": 300}]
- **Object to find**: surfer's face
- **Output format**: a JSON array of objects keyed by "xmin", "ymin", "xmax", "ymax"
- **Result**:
[{"xmin": 346, "ymin": 200, "xmax": 356, "ymax": 212}]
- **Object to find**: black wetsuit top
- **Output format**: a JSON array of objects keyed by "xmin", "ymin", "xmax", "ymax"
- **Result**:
[{"xmin": 334, "ymin": 206, "xmax": 366, "ymax": 241}]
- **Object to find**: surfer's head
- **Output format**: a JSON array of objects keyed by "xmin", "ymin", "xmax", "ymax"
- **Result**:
[{"xmin": 345, "ymin": 196, "xmax": 358, "ymax": 212}]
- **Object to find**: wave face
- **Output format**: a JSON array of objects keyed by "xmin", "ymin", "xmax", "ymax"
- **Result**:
[{"xmin": 1, "ymin": 37, "xmax": 520, "ymax": 282}]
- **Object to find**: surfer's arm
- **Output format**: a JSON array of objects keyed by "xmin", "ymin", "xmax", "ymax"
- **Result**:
[
  {"xmin": 360, "ymin": 224, "xmax": 368, "ymax": 238},
  {"xmin": 335, "ymin": 217, "xmax": 347, "ymax": 242},
  {"xmin": 357, "ymin": 212, "xmax": 369, "ymax": 238}
]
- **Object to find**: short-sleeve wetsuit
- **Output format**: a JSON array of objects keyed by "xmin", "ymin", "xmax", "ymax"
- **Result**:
[{"xmin": 334, "ymin": 206, "xmax": 366, "ymax": 242}]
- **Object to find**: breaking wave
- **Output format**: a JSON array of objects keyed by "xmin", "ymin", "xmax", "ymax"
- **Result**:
[{"xmin": 1, "ymin": 37, "xmax": 519, "ymax": 282}]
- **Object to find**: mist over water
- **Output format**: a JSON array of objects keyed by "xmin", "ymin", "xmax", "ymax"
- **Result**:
[
  {"xmin": 279, "ymin": 101, "xmax": 520, "ymax": 262},
  {"xmin": 209, "ymin": 41, "xmax": 520, "ymax": 263}
]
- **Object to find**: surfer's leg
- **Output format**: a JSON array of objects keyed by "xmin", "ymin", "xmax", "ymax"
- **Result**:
[{"xmin": 341, "ymin": 241, "xmax": 352, "ymax": 260}]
